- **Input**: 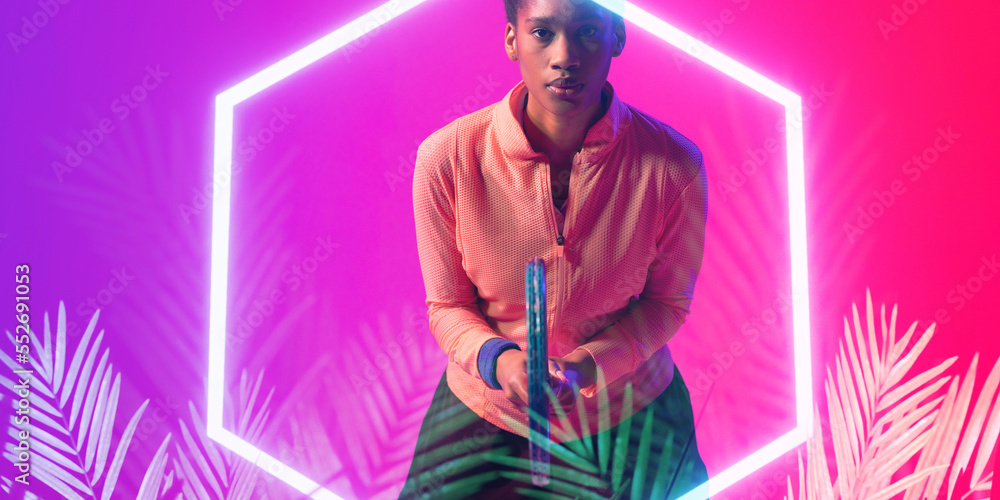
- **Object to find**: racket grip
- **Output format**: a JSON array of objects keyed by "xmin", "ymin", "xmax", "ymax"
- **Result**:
[{"xmin": 526, "ymin": 257, "xmax": 551, "ymax": 486}]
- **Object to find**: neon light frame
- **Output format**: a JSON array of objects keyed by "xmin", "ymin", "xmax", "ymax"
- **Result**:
[{"xmin": 207, "ymin": 1, "xmax": 814, "ymax": 498}]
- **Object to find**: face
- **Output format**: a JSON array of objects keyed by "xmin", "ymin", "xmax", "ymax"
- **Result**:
[{"xmin": 505, "ymin": 0, "xmax": 625, "ymax": 118}]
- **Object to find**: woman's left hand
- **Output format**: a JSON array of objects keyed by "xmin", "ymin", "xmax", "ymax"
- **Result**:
[{"xmin": 547, "ymin": 349, "xmax": 598, "ymax": 413}]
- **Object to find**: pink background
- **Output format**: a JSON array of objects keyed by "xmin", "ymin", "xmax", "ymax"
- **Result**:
[{"xmin": 1, "ymin": 0, "xmax": 997, "ymax": 498}]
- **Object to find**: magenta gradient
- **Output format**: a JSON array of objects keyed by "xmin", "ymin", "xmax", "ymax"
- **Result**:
[{"xmin": 2, "ymin": 1, "xmax": 998, "ymax": 499}]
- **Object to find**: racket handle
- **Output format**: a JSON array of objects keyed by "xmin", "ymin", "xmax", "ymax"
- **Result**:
[{"xmin": 526, "ymin": 257, "xmax": 551, "ymax": 487}]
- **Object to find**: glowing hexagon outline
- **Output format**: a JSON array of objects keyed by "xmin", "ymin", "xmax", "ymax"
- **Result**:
[{"xmin": 207, "ymin": 1, "xmax": 813, "ymax": 498}]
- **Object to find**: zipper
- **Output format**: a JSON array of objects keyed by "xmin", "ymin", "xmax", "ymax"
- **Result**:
[
  {"xmin": 553, "ymin": 245, "xmax": 564, "ymax": 345},
  {"xmin": 545, "ymin": 153, "xmax": 578, "ymax": 347}
]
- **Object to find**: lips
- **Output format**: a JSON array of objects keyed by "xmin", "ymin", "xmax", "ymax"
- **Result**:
[
  {"xmin": 547, "ymin": 82, "xmax": 584, "ymax": 97},
  {"xmin": 548, "ymin": 78, "xmax": 581, "ymax": 88}
]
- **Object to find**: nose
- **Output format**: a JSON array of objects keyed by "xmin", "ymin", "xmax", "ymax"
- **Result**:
[{"xmin": 549, "ymin": 33, "xmax": 580, "ymax": 71}]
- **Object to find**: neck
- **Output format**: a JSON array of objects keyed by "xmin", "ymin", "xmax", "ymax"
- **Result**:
[{"xmin": 523, "ymin": 86, "xmax": 608, "ymax": 156}]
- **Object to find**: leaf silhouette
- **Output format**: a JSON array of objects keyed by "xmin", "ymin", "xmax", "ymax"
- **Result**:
[
  {"xmin": 1, "ymin": 301, "xmax": 149, "ymax": 499},
  {"xmin": 786, "ymin": 289, "xmax": 999, "ymax": 500},
  {"xmin": 136, "ymin": 432, "xmax": 173, "ymax": 500},
  {"xmin": 489, "ymin": 363, "xmax": 705, "ymax": 499},
  {"xmin": 304, "ymin": 302, "xmax": 454, "ymax": 499},
  {"xmin": 168, "ymin": 368, "xmax": 274, "ymax": 500}
]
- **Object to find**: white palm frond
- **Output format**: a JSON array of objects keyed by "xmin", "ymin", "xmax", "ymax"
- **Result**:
[
  {"xmin": 903, "ymin": 351, "xmax": 1000, "ymax": 500},
  {"xmin": 169, "ymin": 368, "xmax": 273, "ymax": 500},
  {"xmin": 135, "ymin": 432, "xmax": 185, "ymax": 500},
  {"xmin": 788, "ymin": 290, "xmax": 998, "ymax": 500},
  {"xmin": 0, "ymin": 302, "xmax": 149, "ymax": 500}
]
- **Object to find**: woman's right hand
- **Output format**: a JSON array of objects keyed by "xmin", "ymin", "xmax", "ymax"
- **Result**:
[{"xmin": 496, "ymin": 349, "xmax": 576, "ymax": 414}]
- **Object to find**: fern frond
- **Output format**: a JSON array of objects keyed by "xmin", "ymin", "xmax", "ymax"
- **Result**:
[
  {"xmin": 1, "ymin": 301, "xmax": 150, "ymax": 499},
  {"xmin": 136, "ymin": 433, "xmax": 173, "ymax": 500},
  {"xmin": 950, "ymin": 354, "xmax": 1000, "ymax": 498},
  {"xmin": 793, "ymin": 290, "xmax": 962, "ymax": 500},
  {"xmin": 170, "ymin": 368, "xmax": 274, "ymax": 499}
]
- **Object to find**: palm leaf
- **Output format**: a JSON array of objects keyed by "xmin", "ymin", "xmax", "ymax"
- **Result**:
[
  {"xmin": 609, "ymin": 379, "xmax": 633, "ymax": 494},
  {"xmin": 790, "ymin": 289, "xmax": 1000, "ymax": 500},
  {"xmin": 496, "ymin": 467, "xmax": 607, "ymax": 500},
  {"xmin": 899, "ymin": 352, "xmax": 1000, "ymax": 500},
  {"xmin": 807, "ymin": 406, "xmax": 833, "ymax": 499},
  {"xmin": 0, "ymin": 301, "xmax": 149, "ymax": 499},
  {"xmin": 168, "ymin": 368, "xmax": 274, "ymax": 500},
  {"xmin": 845, "ymin": 290, "xmax": 949, "ymax": 497},
  {"xmin": 414, "ymin": 363, "xmax": 624, "ymax": 498},
  {"xmin": 866, "ymin": 463, "xmax": 948, "ymax": 500},
  {"xmin": 491, "ymin": 360, "xmax": 704, "ymax": 499},
  {"xmin": 950, "ymin": 354, "xmax": 1000, "ymax": 496},
  {"xmin": 630, "ymin": 406, "xmax": 656, "ymax": 499},
  {"xmin": 136, "ymin": 432, "xmax": 173, "ymax": 500}
]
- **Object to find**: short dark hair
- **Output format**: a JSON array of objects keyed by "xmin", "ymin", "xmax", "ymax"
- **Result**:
[{"xmin": 504, "ymin": 0, "xmax": 623, "ymax": 27}]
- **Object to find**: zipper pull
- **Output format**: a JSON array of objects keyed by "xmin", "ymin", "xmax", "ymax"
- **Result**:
[{"xmin": 557, "ymin": 235, "xmax": 564, "ymax": 246}]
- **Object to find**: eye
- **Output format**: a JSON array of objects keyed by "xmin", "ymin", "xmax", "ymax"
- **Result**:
[
  {"xmin": 532, "ymin": 28, "xmax": 552, "ymax": 40},
  {"xmin": 579, "ymin": 25, "xmax": 598, "ymax": 37}
]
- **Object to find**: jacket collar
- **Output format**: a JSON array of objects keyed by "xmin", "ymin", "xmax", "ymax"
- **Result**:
[{"xmin": 492, "ymin": 79, "xmax": 630, "ymax": 164}]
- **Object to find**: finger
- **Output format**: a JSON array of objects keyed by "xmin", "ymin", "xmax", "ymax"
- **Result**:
[
  {"xmin": 549, "ymin": 360, "xmax": 566, "ymax": 378},
  {"xmin": 509, "ymin": 389, "xmax": 522, "ymax": 406},
  {"xmin": 513, "ymin": 380, "xmax": 530, "ymax": 408},
  {"xmin": 506, "ymin": 383, "xmax": 527, "ymax": 407},
  {"xmin": 550, "ymin": 362, "xmax": 567, "ymax": 383},
  {"xmin": 519, "ymin": 389, "xmax": 532, "ymax": 409}
]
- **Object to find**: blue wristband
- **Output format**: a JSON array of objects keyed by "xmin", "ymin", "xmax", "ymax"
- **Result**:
[{"xmin": 478, "ymin": 338, "xmax": 521, "ymax": 390}]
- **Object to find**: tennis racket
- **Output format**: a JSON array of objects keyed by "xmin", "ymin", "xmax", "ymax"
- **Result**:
[{"xmin": 525, "ymin": 257, "xmax": 550, "ymax": 487}]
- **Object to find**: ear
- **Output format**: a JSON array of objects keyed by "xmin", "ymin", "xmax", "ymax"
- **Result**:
[
  {"xmin": 505, "ymin": 22, "xmax": 518, "ymax": 61},
  {"xmin": 611, "ymin": 19, "xmax": 626, "ymax": 57}
]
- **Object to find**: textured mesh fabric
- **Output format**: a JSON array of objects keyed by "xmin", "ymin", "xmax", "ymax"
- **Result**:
[{"xmin": 412, "ymin": 79, "xmax": 708, "ymax": 442}]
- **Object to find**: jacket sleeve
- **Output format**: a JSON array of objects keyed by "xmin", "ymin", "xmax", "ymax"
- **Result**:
[
  {"xmin": 574, "ymin": 157, "xmax": 708, "ymax": 398},
  {"xmin": 412, "ymin": 132, "xmax": 508, "ymax": 382}
]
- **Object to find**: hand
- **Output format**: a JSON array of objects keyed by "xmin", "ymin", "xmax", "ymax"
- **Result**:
[
  {"xmin": 546, "ymin": 356, "xmax": 579, "ymax": 415},
  {"xmin": 549, "ymin": 348, "xmax": 598, "ymax": 395},
  {"xmin": 549, "ymin": 348, "xmax": 598, "ymax": 405},
  {"xmin": 496, "ymin": 348, "xmax": 597, "ymax": 414}
]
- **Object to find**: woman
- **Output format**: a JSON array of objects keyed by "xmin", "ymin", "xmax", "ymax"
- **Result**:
[{"xmin": 400, "ymin": 0, "xmax": 710, "ymax": 498}]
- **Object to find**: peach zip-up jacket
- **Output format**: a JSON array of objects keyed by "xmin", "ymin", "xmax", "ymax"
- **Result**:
[{"xmin": 412, "ymin": 80, "xmax": 707, "ymax": 443}]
